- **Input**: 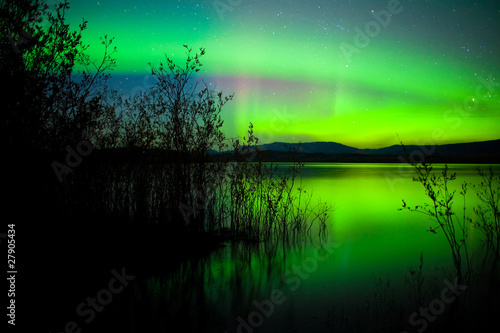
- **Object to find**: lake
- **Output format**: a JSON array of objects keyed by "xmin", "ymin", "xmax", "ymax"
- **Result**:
[{"xmin": 124, "ymin": 163, "xmax": 499, "ymax": 332}]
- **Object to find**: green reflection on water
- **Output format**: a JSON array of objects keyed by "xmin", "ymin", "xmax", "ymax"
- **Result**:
[{"xmin": 132, "ymin": 163, "xmax": 499, "ymax": 332}]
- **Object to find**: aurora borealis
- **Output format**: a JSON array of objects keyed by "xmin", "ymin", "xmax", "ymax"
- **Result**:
[{"xmin": 62, "ymin": 0, "xmax": 499, "ymax": 148}]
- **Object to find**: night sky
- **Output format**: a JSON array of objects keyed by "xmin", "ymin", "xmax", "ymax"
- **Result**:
[{"xmin": 61, "ymin": 0, "xmax": 499, "ymax": 148}]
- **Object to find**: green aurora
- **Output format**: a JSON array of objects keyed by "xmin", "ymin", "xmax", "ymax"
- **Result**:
[{"xmin": 62, "ymin": 0, "xmax": 499, "ymax": 148}]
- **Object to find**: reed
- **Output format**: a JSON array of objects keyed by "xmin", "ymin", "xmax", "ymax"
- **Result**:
[{"xmin": 399, "ymin": 141, "xmax": 499, "ymax": 284}]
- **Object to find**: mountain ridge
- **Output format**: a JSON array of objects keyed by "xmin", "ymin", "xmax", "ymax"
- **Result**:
[
  {"xmin": 243, "ymin": 139, "xmax": 500, "ymax": 163},
  {"xmin": 255, "ymin": 139, "xmax": 500, "ymax": 155}
]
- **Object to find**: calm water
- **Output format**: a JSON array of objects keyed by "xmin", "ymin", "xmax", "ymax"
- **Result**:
[{"xmin": 127, "ymin": 163, "xmax": 499, "ymax": 332}]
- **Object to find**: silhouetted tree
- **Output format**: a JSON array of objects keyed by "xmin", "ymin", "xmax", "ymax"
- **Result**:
[
  {"xmin": 1, "ymin": 0, "xmax": 117, "ymax": 153},
  {"xmin": 119, "ymin": 46, "xmax": 231, "ymax": 154},
  {"xmin": 1, "ymin": 0, "xmax": 119, "ymax": 232},
  {"xmin": 119, "ymin": 46, "xmax": 233, "ymax": 229}
]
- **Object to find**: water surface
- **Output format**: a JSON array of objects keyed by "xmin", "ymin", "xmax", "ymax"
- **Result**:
[{"xmin": 128, "ymin": 163, "xmax": 499, "ymax": 332}]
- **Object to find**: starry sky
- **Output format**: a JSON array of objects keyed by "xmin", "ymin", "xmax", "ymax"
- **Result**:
[{"xmin": 61, "ymin": 0, "xmax": 499, "ymax": 148}]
